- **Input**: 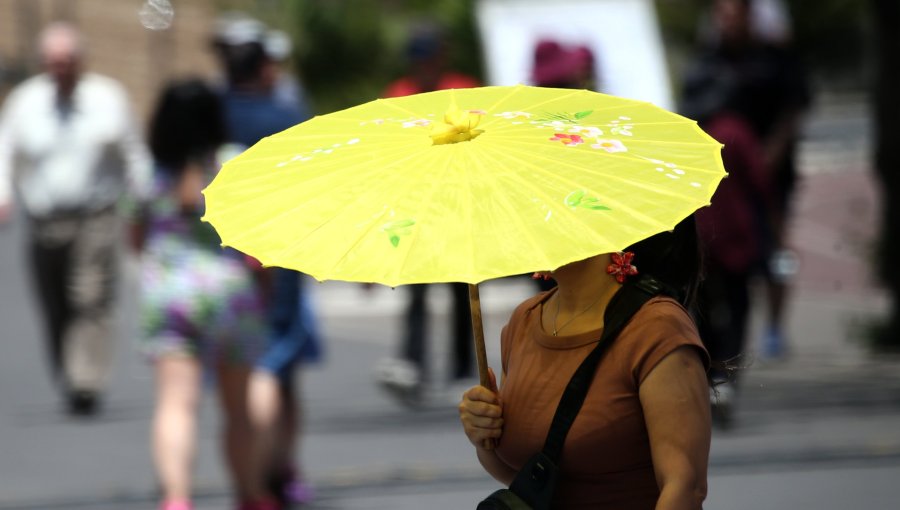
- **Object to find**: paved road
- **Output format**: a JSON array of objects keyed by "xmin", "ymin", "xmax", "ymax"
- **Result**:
[{"xmin": 1, "ymin": 93, "xmax": 898, "ymax": 509}]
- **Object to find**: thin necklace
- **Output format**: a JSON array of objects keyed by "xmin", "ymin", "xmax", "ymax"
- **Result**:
[{"xmin": 552, "ymin": 291, "xmax": 605, "ymax": 336}]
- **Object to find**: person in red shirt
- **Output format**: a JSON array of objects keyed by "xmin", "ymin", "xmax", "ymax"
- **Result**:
[{"xmin": 382, "ymin": 22, "xmax": 479, "ymax": 98}]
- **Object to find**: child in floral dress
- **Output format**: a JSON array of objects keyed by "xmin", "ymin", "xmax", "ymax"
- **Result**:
[{"xmin": 136, "ymin": 79, "xmax": 265, "ymax": 510}]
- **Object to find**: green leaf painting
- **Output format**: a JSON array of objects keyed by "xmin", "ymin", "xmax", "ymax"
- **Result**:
[
  {"xmin": 537, "ymin": 110, "xmax": 595, "ymax": 123},
  {"xmin": 382, "ymin": 218, "xmax": 416, "ymax": 247},
  {"xmin": 565, "ymin": 190, "xmax": 611, "ymax": 211}
]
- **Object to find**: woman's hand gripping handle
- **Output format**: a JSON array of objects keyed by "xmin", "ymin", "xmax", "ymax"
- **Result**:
[{"xmin": 459, "ymin": 367, "xmax": 503, "ymax": 451}]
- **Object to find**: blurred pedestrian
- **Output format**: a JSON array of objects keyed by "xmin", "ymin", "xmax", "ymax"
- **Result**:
[
  {"xmin": 693, "ymin": 114, "xmax": 770, "ymax": 426},
  {"xmin": 211, "ymin": 13, "xmax": 309, "ymax": 112},
  {"xmin": 0, "ymin": 22, "xmax": 151, "ymax": 416},
  {"xmin": 382, "ymin": 21, "xmax": 480, "ymax": 98},
  {"xmin": 246, "ymin": 267, "xmax": 320, "ymax": 509},
  {"xmin": 215, "ymin": 22, "xmax": 320, "ymax": 509},
  {"xmin": 136, "ymin": 79, "xmax": 264, "ymax": 510},
  {"xmin": 374, "ymin": 21, "xmax": 480, "ymax": 406},
  {"xmin": 682, "ymin": 0, "xmax": 811, "ymax": 360}
]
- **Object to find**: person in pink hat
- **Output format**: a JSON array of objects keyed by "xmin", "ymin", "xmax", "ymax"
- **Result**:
[{"xmin": 530, "ymin": 39, "xmax": 597, "ymax": 90}]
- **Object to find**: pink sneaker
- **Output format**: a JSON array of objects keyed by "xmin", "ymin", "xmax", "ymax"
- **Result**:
[{"xmin": 159, "ymin": 500, "xmax": 193, "ymax": 510}]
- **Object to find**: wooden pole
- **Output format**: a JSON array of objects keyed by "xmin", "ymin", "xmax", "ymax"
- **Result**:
[
  {"xmin": 469, "ymin": 283, "xmax": 496, "ymax": 450},
  {"xmin": 468, "ymin": 283, "xmax": 490, "ymax": 388}
]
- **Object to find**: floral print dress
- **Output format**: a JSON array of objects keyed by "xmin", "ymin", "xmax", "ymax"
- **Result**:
[{"xmin": 139, "ymin": 169, "xmax": 264, "ymax": 366}]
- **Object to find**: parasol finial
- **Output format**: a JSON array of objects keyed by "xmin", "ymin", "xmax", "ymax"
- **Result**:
[{"xmin": 430, "ymin": 104, "xmax": 485, "ymax": 145}]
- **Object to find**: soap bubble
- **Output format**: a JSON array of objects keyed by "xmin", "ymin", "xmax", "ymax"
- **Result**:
[{"xmin": 139, "ymin": 0, "xmax": 174, "ymax": 31}]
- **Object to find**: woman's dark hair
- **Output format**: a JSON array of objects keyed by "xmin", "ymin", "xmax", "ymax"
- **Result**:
[
  {"xmin": 627, "ymin": 214, "xmax": 743, "ymax": 383},
  {"xmin": 149, "ymin": 79, "xmax": 226, "ymax": 173},
  {"xmin": 625, "ymin": 214, "xmax": 703, "ymax": 309}
]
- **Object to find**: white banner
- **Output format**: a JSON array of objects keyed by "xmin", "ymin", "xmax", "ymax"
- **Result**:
[{"xmin": 476, "ymin": 0, "xmax": 674, "ymax": 110}]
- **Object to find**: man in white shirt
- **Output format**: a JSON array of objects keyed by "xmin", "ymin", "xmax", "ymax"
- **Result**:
[{"xmin": 0, "ymin": 23, "xmax": 151, "ymax": 416}]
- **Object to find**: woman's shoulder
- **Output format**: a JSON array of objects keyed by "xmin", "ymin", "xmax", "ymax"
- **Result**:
[
  {"xmin": 501, "ymin": 290, "xmax": 552, "ymax": 343},
  {"xmin": 500, "ymin": 289, "xmax": 553, "ymax": 372},
  {"xmin": 628, "ymin": 296, "xmax": 701, "ymax": 346},
  {"xmin": 509, "ymin": 289, "xmax": 553, "ymax": 324},
  {"xmin": 635, "ymin": 295, "xmax": 694, "ymax": 325},
  {"xmin": 622, "ymin": 296, "xmax": 709, "ymax": 380}
]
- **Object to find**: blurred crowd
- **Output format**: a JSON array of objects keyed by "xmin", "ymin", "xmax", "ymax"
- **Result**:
[
  {"xmin": 0, "ymin": 0, "xmax": 824, "ymax": 508},
  {"xmin": 0, "ymin": 14, "xmax": 320, "ymax": 510}
]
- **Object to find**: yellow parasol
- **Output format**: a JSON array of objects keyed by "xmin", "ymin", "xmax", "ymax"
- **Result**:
[{"xmin": 202, "ymin": 85, "xmax": 726, "ymax": 385}]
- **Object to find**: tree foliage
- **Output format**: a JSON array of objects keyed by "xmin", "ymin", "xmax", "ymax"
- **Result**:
[{"xmin": 283, "ymin": 0, "xmax": 483, "ymax": 114}]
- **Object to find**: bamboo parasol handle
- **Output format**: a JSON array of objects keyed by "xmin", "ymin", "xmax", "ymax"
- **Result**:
[
  {"xmin": 468, "ymin": 283, "xmax": 495, "ymax": 450},
  {"xmin": 468, "ymin": 283, "xmax": 491, "ymax": 388}
]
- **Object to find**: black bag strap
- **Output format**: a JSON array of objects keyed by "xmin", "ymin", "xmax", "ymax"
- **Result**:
[{"xmin": 540, "ymin": 275, "xmax": 664, "ymax": 462}]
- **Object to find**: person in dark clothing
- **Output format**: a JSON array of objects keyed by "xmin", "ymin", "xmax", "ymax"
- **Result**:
[
  {"xmin": 693, "ymin": 113, "xmax": 770, "ymax": 426},
  {"xmin": 681, "ymin": 0, "xmax": 809, "ymax": 425},
  {"xmin": 682, "ymin": 0, "xmax": 810, "ymax": 362}
]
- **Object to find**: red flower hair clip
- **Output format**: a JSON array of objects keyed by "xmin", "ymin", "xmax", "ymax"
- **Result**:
[{"xmin": 606, "ymin": 251, "xmax": 638, "ymax": 283}]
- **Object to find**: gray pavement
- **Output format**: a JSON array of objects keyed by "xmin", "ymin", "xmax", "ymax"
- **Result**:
[{"xmin": 1, "ymin": 93, "xmax": 899, "ymax": 509}]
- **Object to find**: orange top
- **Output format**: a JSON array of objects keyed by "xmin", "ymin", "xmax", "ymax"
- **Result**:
[{"xmin": 496, "ymin": 290, "xmax": 708, "ymax": 509}]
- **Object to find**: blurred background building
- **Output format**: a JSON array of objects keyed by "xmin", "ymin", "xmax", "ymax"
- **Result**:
[{"xmin": 0, "ymin": 0, "xmax": 219, "ymax": 120}]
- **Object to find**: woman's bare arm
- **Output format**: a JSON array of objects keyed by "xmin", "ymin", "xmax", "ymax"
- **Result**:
[{"xmin": 640, "ymin": 346, "xmax": 712, "ymax": 510}]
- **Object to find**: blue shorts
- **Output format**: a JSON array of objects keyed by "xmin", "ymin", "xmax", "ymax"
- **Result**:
[{"xmin": 256, "ymin": 268, "xmax": 322, "ymax": 382}]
